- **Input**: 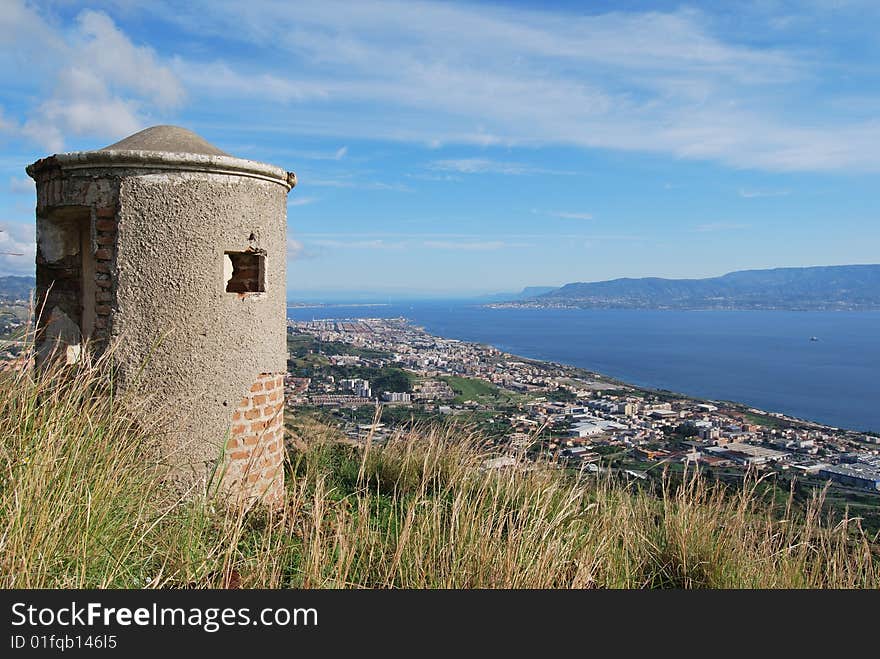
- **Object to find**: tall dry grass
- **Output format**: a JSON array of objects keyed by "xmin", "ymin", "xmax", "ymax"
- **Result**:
[{"xmin": 1, "ymin": 352, "xmax": 877, "ymax": 588}]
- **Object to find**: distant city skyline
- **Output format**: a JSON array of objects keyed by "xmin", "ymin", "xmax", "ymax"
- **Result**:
[{"xmin": 1, "ymin": 1, "xmax": 879, "ymax": 294}]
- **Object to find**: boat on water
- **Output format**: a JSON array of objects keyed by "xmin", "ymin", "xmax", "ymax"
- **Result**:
[{"xmin": 810, "ymin": 336, "xmax": 819, "ymax": 342}]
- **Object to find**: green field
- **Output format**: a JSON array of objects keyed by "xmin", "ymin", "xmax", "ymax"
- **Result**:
[
  {"xmin": 444, "ymin": 375, "xmax": 497, "ymax": 399},
  {"xmin": 442, "ymin": 375, "xmax": 526, "ymax": 405},
  {"xmin": 742, "ymin": 411, "xmax": 788, "ymax": 429},
  {"xmin": 287, "ymin": 332, "xmax": 393, "ymax": 361}
]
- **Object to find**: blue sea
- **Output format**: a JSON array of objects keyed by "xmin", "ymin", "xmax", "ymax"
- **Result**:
[{"xmin": 288, "ymin": 302, "xmax": 880, "ymax": 432}]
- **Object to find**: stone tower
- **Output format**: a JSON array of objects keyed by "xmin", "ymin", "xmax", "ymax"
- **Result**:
[{"xmin": 26, "ymin": 125, "xmax": 296, "ymax": 506}]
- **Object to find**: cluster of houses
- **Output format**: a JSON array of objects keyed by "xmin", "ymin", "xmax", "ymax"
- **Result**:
[{"xmin": 287, "ymin": 318, "xmax": 880, "ymax": 493}]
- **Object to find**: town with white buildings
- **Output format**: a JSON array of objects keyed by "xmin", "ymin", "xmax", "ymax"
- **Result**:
[{"xmin": 285, "ymin": 317, "xmax": 880, "ymax": 511}]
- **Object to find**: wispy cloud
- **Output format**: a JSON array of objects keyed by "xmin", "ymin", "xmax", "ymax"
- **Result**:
[
  {"xmin": 288, "ymin": 196, "xmax": 318, "ymax": 207},
  {"xmin": 533, "ymin": 209, "xmax": 594, "ymax": 220},
  {"xmin": 298, "ymin": 233, "xmax": 528, "ymax": 252},
  {"xmin": 310, "ymin": 239, "xmax": 407, "ymax": 250},
  {"xmin": 120, "ymin": 0, "xmax": 880, "ymax": 171},
  {"xmin": 5, "ymin": 0, "xmax": 880, "ymax": 175},
  {"xmin": 287, "ymin": 238, "xmax": 305, "ymax": 259},
  {"xmin": 406, "ymin": 172, "xmax": 462, "ymax": 182},
  {"xmin": 694, "ymin": 222, "xmax": 750, "ymax": 232},
  {"xmin": 291, "ymin": 146, "xmax": 348, "ymax": 161},
  {"xmin": 287, "ymin": 236, "xmax": 328, "ymax": 261},
  {"xmin": 572, "ymin": 234, "xmax": 649, "ymax": 243},
  {"xmin": 738, "ymin": 188, "xmax": 791, "ymax": 198},
  {"xmin": 429, "ymin": 158, "xmax": 529, "ymax": 175},
  {"xmin": 4, "ymin": 3, "xmax": 183, "ymax": 151},
  {"xmin": 423, "ymin": 239, "xmax": 514, "ymax": 251},
  {"xmin": 6, "ymin": 1, "xmax": 880, "ymax": 170},
  {"xmin": 429, "ymin": 158, "xmax": 573, "ymax": 176},
  {"xmin": 0, "ymin": 221, "xmax": 34, "ymax": 275},
  {"xmin": 305, "ymin": 176, "xmax": 410, "ymax": 191},
  {"xmin": 299, "ymin": 231, "xmax": 644, "ymax": 241}
]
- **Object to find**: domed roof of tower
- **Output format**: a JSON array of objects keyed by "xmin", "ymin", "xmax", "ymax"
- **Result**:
[
  {"xmin": 99, "ymin": 125, "xmax": 230, "ymax": 156},
  {"xmin": 28, "ymin": 124, "xmax": 295, "ymax": 191}
]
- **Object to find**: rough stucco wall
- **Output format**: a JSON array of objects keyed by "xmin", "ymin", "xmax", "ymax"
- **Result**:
[{"xmin": 111, "ymin": 172, "xmax": 287, "ymax": 495}]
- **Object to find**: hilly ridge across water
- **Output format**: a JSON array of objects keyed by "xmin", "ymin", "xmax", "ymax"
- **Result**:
[{"xmin": 509, "ymin": 264, "xmax": 880, "ymax": 310}]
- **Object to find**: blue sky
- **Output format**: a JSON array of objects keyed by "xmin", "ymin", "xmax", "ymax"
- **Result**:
[{"xmin": 1, "ymin": 0, "xmax": 878, "ymax": 297}]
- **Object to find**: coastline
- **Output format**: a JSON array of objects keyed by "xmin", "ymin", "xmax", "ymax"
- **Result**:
[
  {"xmin": 288, "ymin": 314, "xmax": 877, "ymax": 442},
  {"xmin": 417, "ymin": 324, "xmax": 858, "ymax": 435},
  {"xmin": 289, "ymin": 314, "xmax": 880, "ymax": 520}
]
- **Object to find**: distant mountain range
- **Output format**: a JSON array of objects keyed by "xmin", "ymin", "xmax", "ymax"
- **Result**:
[
  {"xmin": 475, "ymin": 286, "xmax": 559, "ymax": 303},
  {"xmin": 6, "ymin": 266, "xmax": 880, "ymax": 310},
  {"xmin": 0, "ymin": 276, "xmax": 34, "ymax": 301},
  {"xmin": 497, "ymin": 265, "xmax": 880, "ymax": 311},
  {"xmin": 518, "ymin": 286, "xmax": 558, "ymax": 298}
]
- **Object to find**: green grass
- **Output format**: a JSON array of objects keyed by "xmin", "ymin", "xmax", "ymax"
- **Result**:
[
  {"xmin": 287, "ymin": 333, "xmax": 393, "ymax": 361},
  {"xmin": 442, "ymin": 375, "xmax": 526, "ymax": 406},
  {"xmin": 743, "ymin": 411, "xmax": 788, "ymax": 429},
  {"xmin": 443, "ymin": 375, "xmax": 498, "ymax": 401},
  {"xmin": 289, "ymin": 352, "xmax": 330, "ymax": 370},
  {"xmin": 2, "ymin": 352, "xmax": 879, "ymax": 588}
]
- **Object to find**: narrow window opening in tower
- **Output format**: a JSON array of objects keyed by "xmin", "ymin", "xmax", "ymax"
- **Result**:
[{"xmin": 224, "ymin": 251, "xmax": 265, "ymax": 293}]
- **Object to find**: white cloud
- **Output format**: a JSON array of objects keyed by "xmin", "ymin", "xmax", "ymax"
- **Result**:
[
  {"xmin": 311, "ymin": 239, "xmax": 407, "ymax": 250},
  {"xmin": 287, "ymin": 236, "xmax": 326, "ymax": 260},
  {"xmin": 694, "ymin": 222, "xmax": 750, "ymax": 232},
  {"xmin": 172, "ymin": 60, "xmax": 329, "ymax": 103},
  {"xmin": 299, "ymin": 234, "xmax": 523, "ymax": 251},
  {"xmin": 0, "ymin": 221, "xmax": 35, "ymax": 276},
  {"xmin": 738, "ymin": 188, "xmax": 791, "ymax": 198},
  {"xmin": 306, "ymin": 176, "xmax": 409, "ymax": 191},
  {"xmin": 76, "ymin": 10, "xmax": 183, "ymax": 108},
  {"xmin": 4, "ymin": 2, "xmax": 184, "ymax": 151},
  {"xmin": 533, "ymin": 209, "xmax": 594, "ymax": 221},
  {"xmin": 298, "ymin": 231, "xmax": 643, "ymax": 242},
  {"xmin": 429, "ymin": 158, "xmax": 525, "ymax": 175},
  {"xmin": 288, "ymin": 196, "xmax": 318, "ymax": 207},
  {"xmin": 422, "ymin": 240, "xmax": 512, "ymax": 251},
  {"xmin": 406, "ymin": 172, "xmax": 462, "ymax": 182},
  {"xmin": 131, "ymin": 0, "xmax": 880, "ymax": 171},
  {"xmin": 429, "ymin": 158, "xmax": 572, "ymax": 176},
  {"xmin": 287, "ymin": 238, "xmax": 304, "ymax": 259},
  {"xmin": 260, "ymin": 145, "xmax": 349, "ymax": 161},
  {"xmin": 22, "ymin": 69, "xmax": 143, "ymax": 151},
  {"xmin": 7, "ymin": 1, "xmax": 879, "ymax": 170}
]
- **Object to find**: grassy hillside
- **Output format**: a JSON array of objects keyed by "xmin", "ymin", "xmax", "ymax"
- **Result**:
[{"xmin": 1, "ymin": 356, "xmax": 878, "ymax": 588}]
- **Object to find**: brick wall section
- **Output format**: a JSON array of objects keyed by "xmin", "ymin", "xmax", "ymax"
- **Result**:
[
  {"xmin": 91, "ymin": 205, "xmax": 117, "ymax": 347},
  {"xmin": 225, "ymin": 252, "xmax": 264, "ymax": 293},
  {"xmin": 223, "ymin": 372, "xmax": 286, "ymax": 506},
  {"xmin": 33, "ymin": 161, "xmax": 65, "ymax": 213}
]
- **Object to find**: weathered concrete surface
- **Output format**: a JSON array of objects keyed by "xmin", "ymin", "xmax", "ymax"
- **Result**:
[
  {"xmin": 111, "ymin": 172, "xmax": 288, "ymax": 494},
  {"xmin": 27, "ymin": 126, "xmax": 295, "ymax": 502}
]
